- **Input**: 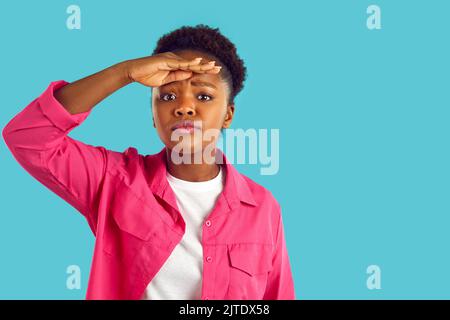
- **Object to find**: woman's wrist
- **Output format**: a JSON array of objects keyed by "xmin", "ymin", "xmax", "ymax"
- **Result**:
[{"xmin": 114, "ymin": 60, "xmax": 135, "ymax": 85}]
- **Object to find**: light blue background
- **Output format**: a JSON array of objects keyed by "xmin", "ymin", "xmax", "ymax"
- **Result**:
[{"xmin": 0, "ymin": 0, "xmax": 449, "ymax": 299}]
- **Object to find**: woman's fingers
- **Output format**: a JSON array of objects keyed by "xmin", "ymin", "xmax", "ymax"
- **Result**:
[
  {"xmin": 157, "ymin": 55, "xmax": 222, "ymax": 78},
  {"xmin": 168, "ymin": 59, "xmax": 215, "ymax": 71},
  {"xmin": 160, "ymin": 58, "xmax": 221, "ymax": 73},
  {"xmin": 158, "ymin": 57, "xmax": 203, "ymax": 70},
  {"xmin": 162, "ymin": 70, "xmax": 194, "ymax": 85},
  {"xmin": 205, "ymin": 66, "xmax": 222, "ymax": 74},
  {"xmin": 182, "ymin": 63, "xmax": 222, "ymax": 74}
]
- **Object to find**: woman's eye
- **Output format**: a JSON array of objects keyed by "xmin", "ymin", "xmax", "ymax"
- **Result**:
[
  {"xmin": 160, "ymin": 93, "xmax": 176, "ymax": 101},
  {"xmin": 198, "ymin": 94, "xmax": 213, "ymax": 101},
  {"xmin": 159, "ymin": 93, "xmax": 213, "ymax": 102}
]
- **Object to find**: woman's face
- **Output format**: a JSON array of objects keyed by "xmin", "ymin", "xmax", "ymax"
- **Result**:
[{"xmin": 151, "ymin": 49, "xmax": 234, "ymax": 159}]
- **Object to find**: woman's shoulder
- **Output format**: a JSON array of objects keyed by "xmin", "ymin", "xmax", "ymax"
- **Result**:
[
  {"xmin": 103, "ymin": 146, "xmax": 154, "ymax": 184},
  {"xmin": 106, "ymin": 146, "xmax": 143, "ymax": 169},
  {"xmin": 237, "ymin": 172, "xmax": 281, "ymax": 210}
]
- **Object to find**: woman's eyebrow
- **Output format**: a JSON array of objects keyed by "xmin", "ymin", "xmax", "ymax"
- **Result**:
[{"xmin": 159, "ymin": 80, "xmax": 217, "ymax": 90}]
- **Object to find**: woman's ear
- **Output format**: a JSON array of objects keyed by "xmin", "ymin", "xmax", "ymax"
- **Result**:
[{"xmin": 222, "ymin": 104, "xmax": 235, "ymax": 129}]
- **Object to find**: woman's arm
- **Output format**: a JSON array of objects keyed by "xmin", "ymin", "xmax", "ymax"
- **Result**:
[
  {"xmin": 3, "ymin": 53, "xmax": 219, "ymax": 233},
  {"xmin": 53, "ymin": 61, "xmax": 132, "ymax": 115},
  {"xmin": 3, "ymin": 80, "xmax": 109, "ymax": 233},
  {"xmin": 263, "ymin": 204, "xmax": 296, "ymax": 300},
  {"xmin": 54, "ymin": 53, "xmax": 220, "ymax": 115}
]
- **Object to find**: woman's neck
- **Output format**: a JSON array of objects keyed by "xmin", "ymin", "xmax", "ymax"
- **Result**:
[{"xmin": 165, "ymin": 148, "xmax": 221, "ymax": 182}]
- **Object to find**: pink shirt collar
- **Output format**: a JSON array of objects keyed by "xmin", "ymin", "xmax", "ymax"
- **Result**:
[{"xmin": 145, "ymin": 147, "xmax": 257, "ymax": 217}]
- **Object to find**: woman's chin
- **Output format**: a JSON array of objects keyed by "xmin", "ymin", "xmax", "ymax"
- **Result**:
[{"xmin": 167, "ymin": 142, "xmax": 217, "ymax": 164}]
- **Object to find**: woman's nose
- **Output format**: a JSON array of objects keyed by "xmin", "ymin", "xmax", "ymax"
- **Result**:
[{"xmin": 174, "ymin": 100, "xmax": 196, "ymax": 117}]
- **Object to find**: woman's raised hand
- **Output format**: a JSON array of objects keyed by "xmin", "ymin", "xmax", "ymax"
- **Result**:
[{"xmin": 126, "ymin": 52, "xmax": 222, "ymax": 87}]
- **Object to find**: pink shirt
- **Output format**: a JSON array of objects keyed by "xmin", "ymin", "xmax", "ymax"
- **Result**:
[{"xmin": 2, "ymin": 80, "xmax": 295, "ymax": 300}]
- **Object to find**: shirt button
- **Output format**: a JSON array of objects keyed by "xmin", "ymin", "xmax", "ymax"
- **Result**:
[
  {"xmin": 206, "ymin": 256, "xmax": 212, "ymax": 263},
  {"xmin": 205, "ymin": 220, "xmax": 211, "ymax": 227}
]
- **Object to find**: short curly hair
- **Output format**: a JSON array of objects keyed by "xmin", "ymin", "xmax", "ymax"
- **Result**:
[{"xmin": 152, "ymin": 24, "xmax": 247, "ymax": 105}]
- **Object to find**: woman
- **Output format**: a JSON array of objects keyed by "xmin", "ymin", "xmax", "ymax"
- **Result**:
[{"xmin": 3, "ymin": 24, "xmax": 295, "ymax": 300}]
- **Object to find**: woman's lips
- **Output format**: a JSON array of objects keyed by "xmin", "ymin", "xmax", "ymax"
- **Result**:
[
  {"xmin": 171, "ymin": 120, "xmax": 202, "ymax": 133},
  {"xmin": 173, "ymin": 126, "xmax": 198, "ymax": 134}
]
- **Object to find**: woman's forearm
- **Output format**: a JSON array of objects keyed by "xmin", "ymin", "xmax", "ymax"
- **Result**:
[{"xmin": 54, "ymin": 60, "xmax": 133, "ymax": 115}]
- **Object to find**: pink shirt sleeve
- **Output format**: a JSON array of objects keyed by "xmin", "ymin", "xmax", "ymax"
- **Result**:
[
  {"xmin": 263, "ymin": 203, "xmax": 296, "ymax": 300},
  {"xmin": 2, "ymin": 80, "xmax": 108, "ymax": 234}
]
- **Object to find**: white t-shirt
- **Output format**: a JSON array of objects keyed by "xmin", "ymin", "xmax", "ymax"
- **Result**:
[{"xmin": 141, "ymin": 165, "xmax": 224, "ymax": 300}]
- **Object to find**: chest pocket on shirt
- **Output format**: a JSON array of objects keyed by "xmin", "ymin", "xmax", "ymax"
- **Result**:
[{"xmin": 226, "ymin": 243, "xmax": 273, "ymax": 299}]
